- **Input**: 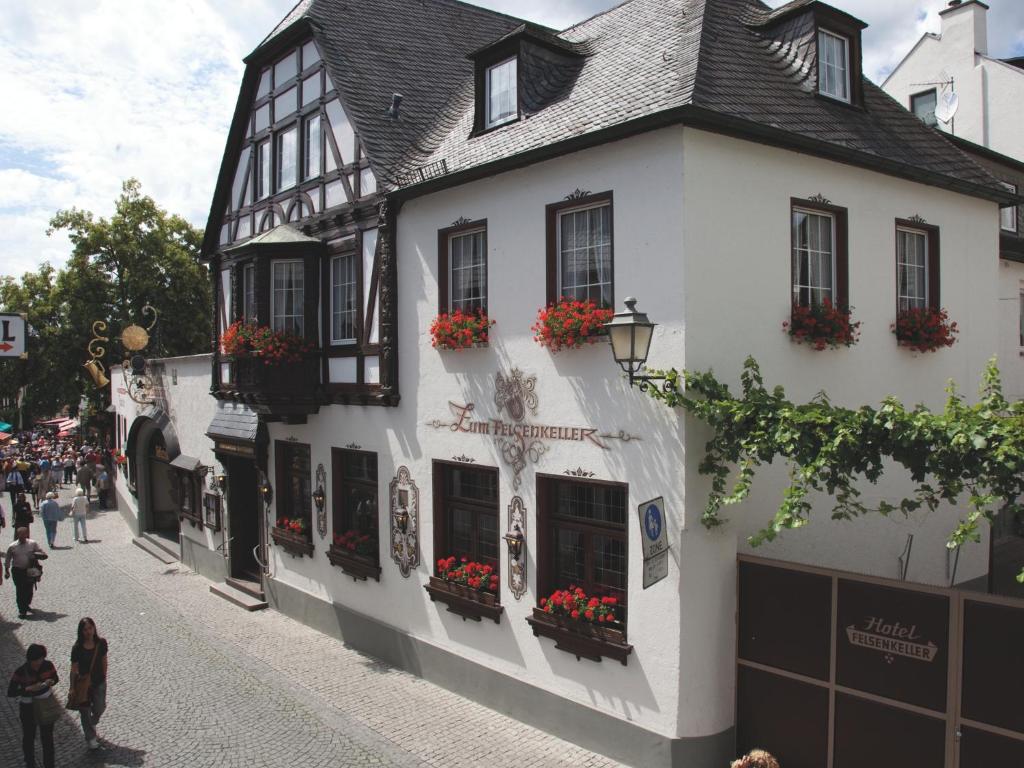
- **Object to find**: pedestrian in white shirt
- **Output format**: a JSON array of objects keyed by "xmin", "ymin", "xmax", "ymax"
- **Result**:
[{"xmin": 71, "ymin": 487, "xmax": 90, "ymax": 543}]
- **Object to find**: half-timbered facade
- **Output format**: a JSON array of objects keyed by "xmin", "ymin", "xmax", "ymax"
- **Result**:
[{"xmin": 194, "ymin": 1, "xmax": 1024, "ymax": 766}]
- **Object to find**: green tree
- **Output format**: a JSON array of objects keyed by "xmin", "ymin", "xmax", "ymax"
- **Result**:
[{"xmin": 0, "ymin": 179, "xmax": 210, "ymax": 423}]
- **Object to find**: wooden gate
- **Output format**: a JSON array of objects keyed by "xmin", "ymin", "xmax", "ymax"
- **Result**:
[{"xmin": 736, "ymin": 555, "xmax": 1024, "ymax": 767}]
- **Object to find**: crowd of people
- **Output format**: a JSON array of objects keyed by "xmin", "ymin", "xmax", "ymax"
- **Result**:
[{"xmin": 0, "ymin": 425, "xmax": 115, "ymax": 765}]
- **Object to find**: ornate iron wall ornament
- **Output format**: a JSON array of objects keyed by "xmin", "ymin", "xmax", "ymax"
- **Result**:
[
  {"xmin": 86, "ymin": 305, "xmax": 159, "ymax": 405},
  {"xmin": 452, "ymin": 455, "xmax": 476, "ymax": 464},
  {"xmin": 564, "ymin": 467, "xmax": 597, "ymax": 478},
  {"xmin": 506, "ymin": 496, "xmax": 528, "ymax": 601},
  {"xmin": 345, "ymin": 443, "xmax": 362, "ymax": 450},
  {"xmin": 314, "ymin": 463, "xmax": 328, "ymax": 539},
  {"xmin": 807, "ymin": 193, "xmax": 832, "ymax": 205},
  {"xmin": 565, "ymin": 188, "xmax": 592, "ymax": 201},
  {"xmin": 451, "ymin": 217, "xmax": 472, "ymax": 227},
  {"xmin": 600, "ymin": 430, "xmax": 643, "ymax": 443},
  {"xmin": 390, "ymin": 466, "xmax": 420, "ymax": 578},
  {"xmin": 494, "ymin": 368, "xmax": 544, "ymax": 489},
  {"xmin": 906, "ymin": 214, "xmax": 928, "ymax": 225}
]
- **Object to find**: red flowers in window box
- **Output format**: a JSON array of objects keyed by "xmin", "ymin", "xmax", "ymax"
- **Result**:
[
  {"xmin": 532, "ymin": 298, "xmax": 614, "ymax": 352},
  {"xmin": 276, "ymin": 516, "xmax": 307, "ymax": 535},
  {"xmin": 429, "ymin": 309, "xmax": 494, "ymax": 350},
  {"xmin": 783, "ymin": 299, "xmax": 861, "ymax": 350},
  {"xmin": 114, "ymin": 453, "xmax": 127, "ymax": 465},
  {"xmin": 891, "ymin": 307, "xmax": 959, "ymax": 353},
  {"xmin": 539, "ymin": 585, "xmax": 621, "ymax": 626},
  {"xmin": 220, "ymin": 320, "xmax": 314, "ymax": 365},
  {"xmin": 436, "ymin": 555, "xmax": 499, "ymax": 593},
  {"xmin": 332, "ymin": 529, "xmax": 376, "ymax": 557}
]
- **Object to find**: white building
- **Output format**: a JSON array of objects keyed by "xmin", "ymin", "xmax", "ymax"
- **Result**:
[
  {"xmin": 110, "ymin": 0, "xmax": 1024, "ymax": 765},
  {"xmin": 882, "ymin": 0, "xmax": 1024, "ymax": 162}
]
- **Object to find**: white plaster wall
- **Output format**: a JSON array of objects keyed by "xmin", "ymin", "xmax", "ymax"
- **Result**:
[
  {"xmin": 998, "ymin": 259, "xmax": 1024, "ymax": 402},
  {"xmin": 681, "ymin": 128, "xmax": 1001, "ymax": 590},
  {"xmin": 110, "ymin": 365, "xmax": 140, "ymax": 520},
  {"xmin": 264, "ymin": 128, "xmax": 708, "ymax": 740}
]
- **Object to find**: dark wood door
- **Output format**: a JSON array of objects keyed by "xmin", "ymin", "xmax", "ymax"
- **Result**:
[{"xmin": 227, "ymin": 458, "xmax": 261, "ymax": 581}]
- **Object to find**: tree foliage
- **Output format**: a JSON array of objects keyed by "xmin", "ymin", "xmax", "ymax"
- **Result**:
[
  {"xmin": 0, "ymin": 179, "xmax": 210, "ymax": 422},
  {"xmin": 644, "ymin": 358, "xmax": 1024, "ymax": 579}
]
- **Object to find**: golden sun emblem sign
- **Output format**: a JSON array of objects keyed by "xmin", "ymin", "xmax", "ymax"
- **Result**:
[{"xmin": 120, "ymin": 324, "xmax": 150, "ymax": 352}]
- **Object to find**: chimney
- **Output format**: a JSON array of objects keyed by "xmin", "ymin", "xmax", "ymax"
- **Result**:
[{"xmin": 940, "ymin": 0, "xmax": 989, "ymax": 56}]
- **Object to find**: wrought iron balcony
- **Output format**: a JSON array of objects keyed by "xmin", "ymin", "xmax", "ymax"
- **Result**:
[{"xmin": 218, "ymin": 352, "xmax": 322, "ymax": 418}]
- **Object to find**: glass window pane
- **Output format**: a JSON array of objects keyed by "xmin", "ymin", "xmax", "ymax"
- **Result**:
[
  {"xmin": 230, "ymin": 146, "xmax": 251, "ymax": 211},
  {"xmin": 302, "ymin": 40, "xmax": 320, "ymax": 69},
  {"xmin": 276, "ymin": 127, "xmax": 297, "ymax": 192},
  {"xmin": 274, "ymin": 51, "xmax": 298, "ymax": 86},
  {"xmin": 791, "ymin": 209, "xmax": 835, "ymax": 307},
  {"xmin": 555, "ymin": 528, "xmax": 585, "ymax": 586},
  {"xmin": 325, "ymin": 71, "xmax": 335, "ymax": 93},
  {"xmin": 274, "ymin": 87, "xmax": 297, "ymax": 122},
  {"xmin": 302, "ymin": 73, "xmax": 321, "ymax": 107},
  {"xmin": 256, "ymin": 69, "xmax": 271, "ymax": 100},
  {"xmin": 1001, "ymin": 183, "xmax": 1018, "ymax": 232},
  {"xmin": 331, "ymin": 253, "xmax": 357, "ymax": 342},
  {"xmin": 325, "ymin": 179, "xmax": 345, "ymax": 210},
  {"xmin": 236, "ymin": 215, "xmax": 251, "ymax": 240},
  {"xmin": 450, "ymin": 229, "xmax": 486, "ymax": 313},
  {"xmin": 271, "ymin": 261, "xmax": 304, "ymax": 336},
  {"xmin": 325, "ymin": 99, "xmax": 354, "ymax": 166},
  {"xmin": 254, "ymin": 104, "xmax": 270, "ymax": 134},
  {"xmin": 304, "ymin": 115, "xmax": 321, "ymax": 180},
  {"xmin": 256, "ymin": 141, "xmax": 271, "ymax": 200},
  {"xmin": 359, "ymin": 166, "xmax": 376, "ymax": 197},
  {"xmin": 558, "ymin": 203, "xmax": 612, "ymax": 307},
  {"xmin": 554, "ymin": 481, "xmax": 626, "ymax": 526},
  {"xmin": 487, "ymin": 58, "xmax": 517, "ymax": 126}
]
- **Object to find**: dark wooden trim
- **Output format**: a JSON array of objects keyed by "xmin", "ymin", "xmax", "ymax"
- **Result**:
[
  {"xmin": 425, "ymin": 577, "xmax": 503, "ymax": 623},
  {"xmin": 329, "ymin": 446, "xmax": 381, "ymax": 577},
  {"xmin": 791, "ymin": 197, "xmax": 850, "ymax": 309},
  {"xmin": 544, "ymin": 191, "xmax": 614, "ymax": 307},
  {"xmin": 432, "ymin": 460, "xmax": 500, "ymax": 570},
  {"xmin": 895, "ymin": 219, "xmax": 941, "ymax": 311},
  {"xmin": 270, "ymin": 525, "xmax": 314, "ymax": 557},
  {"xmin": 436, "ymin": 218, "xmax": 488, "ymax": 315},
  {"xmin": 526, "ymin": 608, "xmax": 632, "ymax": 665},
  {"xmin": 327, "ymin": 546, "xmax": 382, "ymax": 581}
]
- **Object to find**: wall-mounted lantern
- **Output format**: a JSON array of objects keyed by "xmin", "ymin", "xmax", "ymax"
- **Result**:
[
  {"xmin": 259, "ymin": 479, "xmax": 273, "ymax": 506},
  {"xmin": 505, "ymin": 496, "xmax": 528, "ymax": 600},
  {"xmin": 313, "ymin": 463, "xmax": 327, "ymax": 539},
  {"xmin": 215, "ymin": 474, "xmax": 227, "ymax": 492},
  {"xmin": 605, "ymin": 297, "xmax": 674, "ymax": 393},
  {"xmin": 503, "ymin": 525, "xmax": 524, "ymax": 560}
]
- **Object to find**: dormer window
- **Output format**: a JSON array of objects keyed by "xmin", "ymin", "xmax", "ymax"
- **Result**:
[
  {"xmin": 818, "ymin": 29, "xmax": 850, "ymax": 102},
  {"xmin": 486, "ymin": 57, "xmax": 518, "ymax": 128}
]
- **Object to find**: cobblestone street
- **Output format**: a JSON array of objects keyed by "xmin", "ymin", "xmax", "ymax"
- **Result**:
[{"xmin": 0, "ymin": 487, "xmax": 621, "ymax": 768}]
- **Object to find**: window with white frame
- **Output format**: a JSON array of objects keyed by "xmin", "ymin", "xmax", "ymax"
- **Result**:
[
  {"xmin": 818, "ymin": 30, "xmax": 850, "ymax": 102},
  {"xmin": 449, "ymin": 229, "xmax": 487, "ymax": 314},
  {"xmin": 242, "ymin": 263, "xmax": 257, "ymax": 322},
  {"xmin": 486, "ymin": 58, "xmax": 517, "ymax": 128},
  {"xmin": 911, "ymin": 90, "xmax": 938, "ymax": 127},
  {"xmin": 1002, "ymin": 183, "xmax": 1018, "ymax": 233},
  {"xmin": 330, "ymin": 253, "xmax": 358, "ymax": 343},
  {"xmin": 557, "ymin": 202, "xmax": 613, "ymax": 307},
  {"xmin": 271, "ymin": 260, "xmax": 304, "ymax": 336},
  {"xmin": 896, "ymin": 228, "xmax": 928, "ymax": 311},
  {"xmin": 792, "ymin": 208, "xmax": 835, "ymax": 306}
]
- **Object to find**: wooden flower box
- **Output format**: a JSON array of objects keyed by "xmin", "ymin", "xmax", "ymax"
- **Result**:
[
  {"xmin": 270, "ymin": 526, "xmax": 314, "ymax": 558},
  {"xmin": 327, "ymin": 545, "xmax": 381, "ymax": 581},
  {"xmin": 424, "ymin": 576, "xmax": 503, "ymax": 624},
  {"xmin": 526, "ymin": 607, "xmax": 633, "ymax": 665}
]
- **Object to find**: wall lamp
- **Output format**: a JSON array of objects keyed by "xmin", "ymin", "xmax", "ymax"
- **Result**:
[
  {"xmin": 259, "ymin": 480, "xmax": 273, "ymax": 506},
  {"xmin": 503, "ymin": 524, "xmax": 525, "ymax": 560},
  {"xmin": 312, "ymin": 484, "xmax": 326, "ymax": 514},
  {"xmin": 395, "ymin": 505, "xmax": 410, "ymax": 534},
  {"xmin": 605, "ymin": 297, "xmax": 675, "ymax": 393},
  {"xmin": 215, "ymin": 474, "xmax": 227, "ymax": 492}
]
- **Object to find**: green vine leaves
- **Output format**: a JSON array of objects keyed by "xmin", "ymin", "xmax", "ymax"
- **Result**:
[{"xmin": 644, "ymin": 358, "xmax": 1024, "ymax": 582}]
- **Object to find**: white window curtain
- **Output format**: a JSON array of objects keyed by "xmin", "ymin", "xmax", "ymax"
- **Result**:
[
  {"xmin": 487, "ymin": 58, "xmax": 517, "ymax": 127},
  {"xmin": 271, "ymin": 260, "xmax": 304, "ymax": 336},
  {"xmin": 558, "ymin": 203, "xmax": 612, "ymax": 307},
  {"xmin": 896, "ymin": 229, "xmax": 928, "ymax": 311},
  {"xmin": 450, "ymin": 230, "xmax": 487, "ymax": 313},
  {"xmin": 792, "ymin": 209, "xmax": 835, "ymax": 307}
]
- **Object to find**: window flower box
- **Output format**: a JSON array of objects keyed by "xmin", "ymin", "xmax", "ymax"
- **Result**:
[
  {"xmin": 271, "ymin": 520, "xmax": 313, "ymax": 558},
  {"xmin": 328, "ymin": 531, "xmax": 381, "ymax": 581},
  {"xmin": 532, "ymin": 299, "xmax": 613, "ymax": 352},
  {"xmin": 425, "ymin": 576, "xmax": 503, "ymax": 623},
  {"xmin": 526, "ymin": 607, "xmax": 632, "ymax": 665},
  {"xmin": 891, "ymin": 307, "xmax": 958, "ymax": 353},
  {"xmin": 430, "ymin": 309, "xmax": 494, "ymax": 350},
  {"xmin": 221, "ymin": 320, "xmax": 314, "ymax": 365},
  {"xmin": 783, "ymin": 299, "xmax": 861, "ymax": 350}
]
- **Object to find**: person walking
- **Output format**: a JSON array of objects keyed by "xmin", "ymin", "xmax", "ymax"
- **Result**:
[
  {"xmin": 71, "ymin": 487, "xmax": 90, "ymax": 543},
  {"xmin": 7, "ymin": 644, "xmax": 59, "ymax": 768},
  {"xmin": 13, "ymin": 492, "xmax": 33, "ymax": 541},
  {"xmin": 39, "ymin": 493, "xmax": 62, "ymax": 548},
  {"xmin": 6, "ymin": 460, "xmax": 26, "ymax": 508},
  {"xmin": 5, "ymin": 527, "xmax": 47, "ymax": 618},
  {"xmin": 69, "ymin": 617, "xmax": 108, "ymax": 750},
  {"xmin": 96, "ymin": 468, "xmax": 111, "ymax": 511},
  {"xmin": 49, "ymin": 458, "xmax": 62, "ymax": 491},
  {"xmin": 62, "ymin": 455, "xmax": 75, "ymax": 485},
  {"xmin": 75, "ymin": 461, "xmax": 94, "ymax": 503}
]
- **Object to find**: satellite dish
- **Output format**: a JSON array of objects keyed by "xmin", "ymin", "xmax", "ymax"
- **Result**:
[{"xmin": 935, "ymin": 91, "xmax": 959, "ymax": 124}]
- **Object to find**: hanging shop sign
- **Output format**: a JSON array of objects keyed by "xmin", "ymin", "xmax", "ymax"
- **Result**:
[
  {"xmin": 426, "ymin": 368, "xmax": 642, "ymax": 488},
  {"xmin": 0, "ymin": 313, "xmax": 27, "ymax": 359},
  {"xmin": 638, "ymin": 496, "xmax": 670, "ymax": 589}
]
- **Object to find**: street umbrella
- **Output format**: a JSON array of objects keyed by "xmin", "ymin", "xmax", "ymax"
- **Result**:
[{"xmin": 0, "ymin": 421, "xmax": 13, "ymax": 432}]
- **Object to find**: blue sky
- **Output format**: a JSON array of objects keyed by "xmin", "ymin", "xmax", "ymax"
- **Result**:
[{"xmin": 1, "ymin": 0, "xmax": 1021, "ymax": 279}]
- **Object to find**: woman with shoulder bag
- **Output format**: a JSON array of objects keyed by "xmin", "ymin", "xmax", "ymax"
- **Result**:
[
  {"xmin": 7, "ymin": 643, "xmax": 60, "ymax": 768},
  {"xmin": 69, "ymin": 617, "xmax": 108, "ymax": 750}
]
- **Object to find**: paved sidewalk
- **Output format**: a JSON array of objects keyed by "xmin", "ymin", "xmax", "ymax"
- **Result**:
[{"xmin": 0, "ymin": 486, "xmax": 622, "ymax": 768}]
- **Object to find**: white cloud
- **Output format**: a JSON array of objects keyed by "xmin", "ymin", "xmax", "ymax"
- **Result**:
[{"xmin": 1, "ymin": 0, "xmax": 1021, "ymax": 280}]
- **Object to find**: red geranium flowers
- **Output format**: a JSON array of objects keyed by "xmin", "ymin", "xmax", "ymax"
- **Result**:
[
  {"xmin": 221, "ymin": 320, "xmax": 314, "ymax": 366},
  {"xmin": 532, "ymin": 298, "xmax": 614, "ymax": 352},
  {"xmin": 430, "ymin": 309, "xmax": 494, "ymax": 350},
  {"xmin": 539, "ymin": 585, "xmax": 621, "ymax": 625},
  {"xmin": 276, "ymin": 516, "xmax": 307, "ymax": 535},
  {"xmin": 332, "ymin": 529, "xmax": 376, "ymax": 557},
  {"xmin": 783, "ymin": 299, "xmax": 861, "ymax": 351},
  {"xmin": 891, "ymin": 307, "xmax": 958, "ymax": 353},
  {"xmin": 436, "ymin": 555, "xmax": 499, "ymax": 593}
]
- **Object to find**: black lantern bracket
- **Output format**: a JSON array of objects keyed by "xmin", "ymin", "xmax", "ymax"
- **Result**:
[{"xmin": 605, "ymin": 297, "xmax": 677, "ymax": 394}]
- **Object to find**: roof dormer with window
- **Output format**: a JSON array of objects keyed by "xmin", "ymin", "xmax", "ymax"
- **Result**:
[{"xmin": 469, "ymin": 23, "xmax": 586, "ymax": 135}]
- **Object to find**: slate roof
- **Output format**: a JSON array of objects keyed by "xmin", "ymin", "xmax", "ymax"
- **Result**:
[{"xmin": 206, "ymin": 401, "xmax": 260, "ymax": 444}]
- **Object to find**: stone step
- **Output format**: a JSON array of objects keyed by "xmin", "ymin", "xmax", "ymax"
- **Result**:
[
  {"xmin": 140, "ymin": 532, "xmax": 179, "ymax": 561},
  {"xmin": 132, "ymin": 536, "xmax": 178, "ymax": 565},
  {"xmin": 210, "ymin": 582, "xmax": 268, "ymax": 611},
  {"xmin": 225, "ymin": 577, "xmax": 265, "ymax": 600}
]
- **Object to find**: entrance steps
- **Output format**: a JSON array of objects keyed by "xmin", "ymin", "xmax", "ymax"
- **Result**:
[
  {"xmin": 132, "ymin": 533, "xmax": 179, "ymax": 564},
  {"xmin": 210, "ymin": 580, "xmax": 268, "ymax": 611}
]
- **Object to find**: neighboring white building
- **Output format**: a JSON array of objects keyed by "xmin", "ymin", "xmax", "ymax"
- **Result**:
[
  {"xmin": 164, "ymin": 0, "xmax": 1024, "ymax": 765},
  {"xmin": 882, "ymin": 0, "xmax": 1024, "ymax": 162}
]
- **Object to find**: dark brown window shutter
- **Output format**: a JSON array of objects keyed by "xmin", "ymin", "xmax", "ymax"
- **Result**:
[
  {"xmin": 927, "ymin": 229, "xmax": 941, "ymax": 310},
  {"xmin": 835, "ymin": 211, "xmax": 850, "ymax": 308}
]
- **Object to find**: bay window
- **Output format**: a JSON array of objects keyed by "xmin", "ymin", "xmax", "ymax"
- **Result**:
[
  {"xmin": 546, "ymin": 192, "xmax": 614, "ymax": 307},
  {"xmin": 271, "ymin": 260, "xmax": 304, "ymax": 336}
]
